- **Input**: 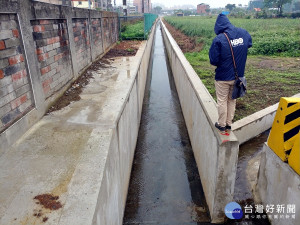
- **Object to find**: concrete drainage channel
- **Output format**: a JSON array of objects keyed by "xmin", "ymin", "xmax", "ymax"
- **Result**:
[
  {"xmin": 123, "ymin": 23, "xmax": 211, "ymax": 224},
  {"xmin": 123, "ymin": 21, "xmax": 272, "ymax": 225}
]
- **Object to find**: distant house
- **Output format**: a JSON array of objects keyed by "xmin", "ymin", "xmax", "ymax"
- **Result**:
[
  {"xmin": 35, "ymin": 0, "xmax": 71, "ymax": 5},
  {"xmin": 128, "ymin": 5, "xmax": 138, "ymax": 14},
  {"xmin": 176, "ymin": 12, "xmax": 184, "ymax": 17},
  {"xmin": 197, "ymin": 3, "xmax": 210, "ymax": 14},
  {"xmin": 71, "ymin": 0, "xmax": 97, "ymax": 9},
  {"xmin": 71, "ymin": 0, "xmax": 112, "ymax": 10}
]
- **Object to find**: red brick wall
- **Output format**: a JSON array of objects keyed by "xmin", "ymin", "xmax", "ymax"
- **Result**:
[
  {"xmin": 31, "ymin": 19, "xmax": 73, "ymax": 98},
  {"xmin": 102, "ymin": 17, "xmax": 118, "ymax": 51},
  {"xmin": 91, "ymin": 18, "xmax": 103, "ymax": 59},
  {"xmin": 102, "ymin": 18, "xmax": 111, "ymax": 51},
  {"xmin": 112, "ymin": 17, "xmax": 118, "ymax": 44},
  {"xmin": 0, "ymin": 14, "xmax": 34, "ymax": 132},
  {"xmin": 72, "ymin": 18, "xmax": 91, "ymax": 71}
]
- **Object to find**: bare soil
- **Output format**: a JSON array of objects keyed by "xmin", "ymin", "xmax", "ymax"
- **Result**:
[
  {"xmin": 47, "ymin": 67, "xmax": 94, "ymax": 113},
  {"xmin": 163, "ymin": 20, "xmax": 203, "ymax": 53},
  {"xmin": 104, "ymin": 40, "xmax": 142, "ymax": 58}
]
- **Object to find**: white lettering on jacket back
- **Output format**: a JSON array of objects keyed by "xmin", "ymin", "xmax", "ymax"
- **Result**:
[{"xmin": 230, "ymin": 38, "xmax": 244, "ymax": 47}]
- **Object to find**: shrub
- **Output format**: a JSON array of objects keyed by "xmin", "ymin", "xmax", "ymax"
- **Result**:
[{"xmin": 121, "ymin": 20, "xmax": 144, "ymax": 40}]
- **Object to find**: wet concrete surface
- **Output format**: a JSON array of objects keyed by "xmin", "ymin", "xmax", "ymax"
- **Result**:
[{"xmin": 123, "ymin": 24, "xmax": 211, "ymax": 224}]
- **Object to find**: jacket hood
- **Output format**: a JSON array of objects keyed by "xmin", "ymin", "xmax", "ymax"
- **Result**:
[{"xmin": 214, "ymin": 14, "xmax": 233, "ymax": 35}]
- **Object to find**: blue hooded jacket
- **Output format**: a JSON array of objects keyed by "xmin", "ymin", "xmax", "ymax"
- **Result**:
[{"xmin": 209, "ymin": 14, "xmax": 252, "ymax": 81}]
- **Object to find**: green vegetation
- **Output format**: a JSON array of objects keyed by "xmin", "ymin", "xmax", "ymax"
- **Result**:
[
  {"xmin": 264, "ymin": 0, "xmax": 292, "ymax": 16},
  {"xmin": 121, "ymin": 20, "xmax": 144, "ymax": 40},
  {"xmin": 164, "ymin": 16, "xmax": 300, "ymax": 57},
  {"xmin": 164, "ymin": 16, "xmax": 300, "ymax": 120},
  {"xmin": 225, "ymin": 4, "xmax": 236, "ymax": 11},
  {"xmin": 120, "ymin": 14, "xmax": 157, "ymax": 40},
  {"xmin": 185, "ymin": 53, "xmax": 300, "ymax": 120}
]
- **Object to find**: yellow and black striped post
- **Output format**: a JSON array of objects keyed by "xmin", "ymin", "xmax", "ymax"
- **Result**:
[
  {"xmin": 288, "ymin": 133, "xmax": 300, "ymax": 174},
  {"xmin": 267, "ymin": 97, "xmax": 300, "ymax": 172}
]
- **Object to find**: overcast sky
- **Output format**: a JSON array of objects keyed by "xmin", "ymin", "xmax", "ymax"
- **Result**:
[{"xmin": 116, "ymin": 0, "xmax": 250, "ymax": 9}]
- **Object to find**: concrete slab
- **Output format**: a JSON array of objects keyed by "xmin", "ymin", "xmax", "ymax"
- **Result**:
[
  {"xmin": 257, "ymin": 144, "xmax": 300, "ymax": 225},
  {"xmin": 0, "ymin": 37, "xmax": 152, "ymax": 225},
  {"xmin": 232, "ymin": 93, "xmax": 300, "ymax": 145}
]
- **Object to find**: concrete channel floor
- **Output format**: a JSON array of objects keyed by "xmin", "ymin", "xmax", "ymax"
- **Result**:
[
  {"xmin": 0, "ymin": 41, "xmax": 147, "ymax": 225},
  {"xmin": 123, "ymin": 23, "xmax": 211, "ymax": 225}
]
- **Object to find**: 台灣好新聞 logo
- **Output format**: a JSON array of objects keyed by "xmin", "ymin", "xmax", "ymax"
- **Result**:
[{"xmin": 225, "ymin": 202, "xmax": 243, "ymax": 219}]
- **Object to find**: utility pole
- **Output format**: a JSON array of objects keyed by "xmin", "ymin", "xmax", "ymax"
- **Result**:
[
  {"xmin": 88, "ymin": 0, "xmax": 91, "ymax": 9},
  {"xmin": 142, "ymin": 0, "xmax": 144, "ymax": 13},
  {"xmin": 123, "ymin": 0, "xmax": 127, "ymax": 16}
]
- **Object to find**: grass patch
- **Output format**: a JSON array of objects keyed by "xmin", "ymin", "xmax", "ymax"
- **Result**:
[
  {"xmin": 121, "ymin": 20, "xmax": 144, "ymax": 40},
  {"xmin": 184, "ymin": 52, "xmax": 300, "ymax": 120}
]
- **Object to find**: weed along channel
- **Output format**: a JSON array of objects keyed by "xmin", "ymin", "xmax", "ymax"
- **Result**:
[{"xmin": 123, "ymin": 23, "xmax": 210, "ymax": 224}]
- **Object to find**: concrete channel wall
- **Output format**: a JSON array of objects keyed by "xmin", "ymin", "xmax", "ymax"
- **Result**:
[
  {"xmin": 92, "ymin": 22, "xmax": 157, "ymax": 225},
  {"xmin": 257, "ymin": 144, "xmax": 300, "ymax": 225},
  {"xmin": 161, "ymin": 20, "xmax": 239, "ymax": 223},
  {"xmin": 0, "ymin": 0, "xmax": 118, "ymax": 154}
]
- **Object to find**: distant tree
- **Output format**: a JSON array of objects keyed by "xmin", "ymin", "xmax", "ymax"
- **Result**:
[
  {"xmin": 205, "ymin": 8, "xmax": 211, "ymax": 14},
  {"xmin": 153, "ymin": 6, "xmax": 162, "ymax": 14},
  {"xmin": 264, "ymin": 0, "xmax": 292, "ymax": 16},
  {"xmin": 211, "ymin": 8, "xmax": 223, "ymax": 14},
  {"xmin": 225, "ymin": 4, "xmax": 236, "ymax": 11},
  {"xmin": 294, "ymin": 1, "xmax": 300, "ymax": 11}
]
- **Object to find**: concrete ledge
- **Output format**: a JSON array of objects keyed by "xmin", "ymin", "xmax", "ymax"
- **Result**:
[
  {"xmin": 0, "ymin": 22, "xmax": 156, "ymax": 225},
  {"xmin": 257, "ymin": 144, "xmax": 300, "ymax": 225},
  {"xmin": 161, "ymin": 20, "xmax": 239, "ymax": 224},
  {"xmin": 232, "ymin": 93, "xmax": 300, "ymax": 145}
]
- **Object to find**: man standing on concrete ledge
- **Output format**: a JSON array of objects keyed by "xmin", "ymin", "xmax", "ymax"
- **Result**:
[{"xmin": 209, "ymin": 13, "xmax": 252, "ymax": 133}]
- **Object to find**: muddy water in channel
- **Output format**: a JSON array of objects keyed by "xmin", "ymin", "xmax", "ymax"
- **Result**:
[
  {"xmin": 123, "ymin": 24, "xmax": 210, "ymax": 224},
  {"xmin": 234, "ymin": 130, "xmax": 270, "ymax": 202}
]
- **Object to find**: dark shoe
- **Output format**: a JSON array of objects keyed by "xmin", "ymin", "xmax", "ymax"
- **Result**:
[
  {"xmin": 215, "ymin": 122, "xmax": 226, "ymax": 132},
  {"xmin": 225, "ymin": 125, "xmax": 231, "ymax": 131}
]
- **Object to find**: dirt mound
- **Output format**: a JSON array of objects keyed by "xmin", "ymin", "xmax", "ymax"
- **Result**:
[
  {"xmin": 162, "ymin": 20, "xmax": 203, "ymax": 53},
  {"xmin": 104, "ymin": 40, "xmax": 142, "ymax": 58}
]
